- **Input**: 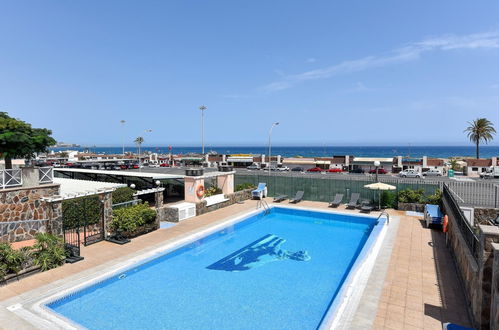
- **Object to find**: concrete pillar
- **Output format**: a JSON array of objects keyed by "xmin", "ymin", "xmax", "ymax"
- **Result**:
[
  {"xmin": 184, "ymin": 176, "xmax": 205, "ymax": 203},
  {"xmin": 423, "ymin": 156, "xmax": 428, "ymax": 168},
  {"xmin": 345, "ymin": 155, "xmax": 349, "ymax": 167},
  {"xmin": 277, "ymin": 155, "xmax": 281, "ymax": 164},
  {"xmin": 397, "ymin": 156, "xmax": 403, "ymax": 168},
  {"xmin": 205, "ymin": 154, "xmax": 209, "ymax": 163},
  {"xmin": 492, "ymin": 157, "xmax": 497, "ymax": 166},
  {"xmin": 21, "ymin": 167, "xmax": 39, "ymax": 188},
  {"xmin": 217, "ymin": 174, "xmax": 234, "ymax": 195},
  {"xmin": 261, "ymin": 154, "xmax": 265, "ymax": 164},
  {"xmin": 222, "ymin": 154, "xmax": 226, "ymax": 163}
]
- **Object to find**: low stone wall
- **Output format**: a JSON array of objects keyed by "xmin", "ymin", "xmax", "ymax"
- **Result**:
[
  {"xmin": 156, "ymin": 205, "xmax": 179, "ymax": 222},
  {"xmin": 397, "ymin": 202, "xmax": 425, "ymax": 212},
  {"xmin": 474, "ymin": 207, "xmax": 499, "ymax": 226},
  {"xmin": 0, "ymin": 219, "xmax": 50, "ymax": 242}
]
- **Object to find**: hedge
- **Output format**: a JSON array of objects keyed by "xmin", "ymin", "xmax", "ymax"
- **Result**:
[
  {"xmin": 62, "ymin": 195, "xmax": 101, "ymax": 229},
  {"xmin": 112, "ymin": 187, "xmax": 135, "ymax": 205},
  {"xmin": 111, "ymin": 202, "xmax": 157, "ymax": 233}
]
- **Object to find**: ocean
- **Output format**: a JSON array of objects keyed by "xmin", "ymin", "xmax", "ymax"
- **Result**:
[{"xmin": 49, "ymin": 145, "xmax": 499, "ymax": 159}]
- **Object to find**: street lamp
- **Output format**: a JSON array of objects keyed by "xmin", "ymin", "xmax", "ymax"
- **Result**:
[
  {"xmin": 268, "ymin": 122, "xmax": 280, "ymax": 175},
  {"xmin": 199, "ymin": 105, "xmax": 207, "ymax": 156},
  {"xmin": 120, "ymin": 120, "xmax": 126, "ymax": 156}
]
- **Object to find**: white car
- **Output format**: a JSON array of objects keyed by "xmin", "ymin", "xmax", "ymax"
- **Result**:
[
  {"xmin": 399, "ymin": 170, "xmax": 422, "ymax": 178},
  {"xmin": 274, "ymin": 166, "xmax": 290, "ymax": 172},
  {"xmin": 148, "ymin": 164, "xmax": 160, "ymax": 168},
  {"xmin": 423, "ymin": 169, "xmax": 442, "ymax": 176}
]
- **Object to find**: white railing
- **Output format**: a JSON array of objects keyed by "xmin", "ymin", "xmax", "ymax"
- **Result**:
[
  {"xmin": 1, "ymin": 169, "xmax": 22, "ymax": 189},
  {"xmin": 38, "ymin": 166, "xmax": 54, "ymax": 184}
]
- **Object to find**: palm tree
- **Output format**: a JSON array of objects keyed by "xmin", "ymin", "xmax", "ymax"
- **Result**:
[
  {"xmin": 464, "ymin": 118, "xmax": 496, "ymax": 159},
  {"xmin": 134, "ymin": 136, "xmax": 144, "ymax": 157}
]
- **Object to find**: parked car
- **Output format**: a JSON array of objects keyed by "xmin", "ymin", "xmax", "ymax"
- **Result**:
[
  {"xmin": 307, "ymin": 167, "xmax": 323, "ymax": 172},
  {"xmin": 149, "ymin": 164, "xmax": 160, "ymax": 168},
  {"xmin": 291, "ymin": 167, "xmax": 304, "ymax": 172},
  {"xmin": 275, "ymin": 166, "xmax": 290, "ymax": 172},
  {"xmin": 132, "ymin": 164, "xmax": 139, "ymax": 169},
  {"xmin": 368, "ymin": 168, "xmax": 388, "ymax": 174},
  {"xmin": 247, "ymin": 164, "xmax": 260, "ymax": 170},
  {"xmin": 160, "ymin": 163, "xmax": 169, "ymax": 167},
  {"xmin": 326, "ymin": 168, "xmax": 342, "ymax": 173},
  {"xmin": 349, "ymin": 168, "xmax": 365, "ymax": 174},
  {"xmin": 399, "ymin": 169, "xmax": 422, "ymax": 178},
  {"xmin": 423, "ymin": 169, "xmax": 442, "ymax": 176}
]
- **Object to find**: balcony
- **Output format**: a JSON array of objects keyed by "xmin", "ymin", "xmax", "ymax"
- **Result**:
[{"xmin": 0, "ymin": 166, "xmax": 54, "ymax": 189}]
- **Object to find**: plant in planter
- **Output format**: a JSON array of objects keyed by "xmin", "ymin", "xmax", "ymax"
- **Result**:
[
  {"xmin": 0, "ymin": 243, "xmax": 25, "ymax": 280},
  {"xmin": 204, "ymin": 186, "xmax": 223, "ymax": 197},
  {"xmin": 33, "ymin": 233, "xmax": 66, "ymax": 271},
  {"xmin": 111, "ymin": 202, "xmax": 157, "ymax": 236},
  {"xmin": 235, "ymin": 183, "xmax": 256, "ymax": 192},
  {"xmin": 397, "ymin": 189, "xmax": 426, "ymax": 204},
  {"xmin": 426, "ymin": 189, "xmax": 443, "ymax": 205}
]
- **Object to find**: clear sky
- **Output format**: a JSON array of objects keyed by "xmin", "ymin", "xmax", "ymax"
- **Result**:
[{"xmin": 1, "ymin": 1, "xmax": 499, "ymax": 147}]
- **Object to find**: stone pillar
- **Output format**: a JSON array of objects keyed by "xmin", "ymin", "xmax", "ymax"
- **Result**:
[
  {"xmin": 100, "ymin": 191, "xmax": 113, "ymax": 238},
  {"xmin": 423, "ymin": 156, "xmax": 428, "ymax": 168},
  {"xmin": 217, "ymin": 174, "xmax": 234, "ymax": 195},
  {"xmin": 47, "ymin": 200, "xmax": 63, "ymax": 238},
  {"xmin": 478, "ymin": 225, "xmax": 499, "ymax": 329},
  {"xmin": 261, "ymin": 154, "xmax": 265, "ymax": 164},
  {"xmin": 184, "ymin": 176, "xmax": 205, "ymax": 203},
  {"xmin": 155, "ymin": 189, "xmax": 164, "ymax": 208},
  {"xmin": 491, "ymin": 243, "xmax": 499, "ymax": 330}
]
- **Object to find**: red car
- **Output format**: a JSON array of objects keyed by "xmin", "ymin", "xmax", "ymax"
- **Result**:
[
  {"xmin": 307, "ymin": 167, "xmax": 323, "ymax": 172},
  {"xmin": 326, "ymin": 168, "xmax": 342, "ymax": 173},
  {"xmin": 132, "ymin": 164, "xmax": 139, "ymax": 169},
  {"xmin": 160, "ymin": 163, "xmax": 170, "ymax": 167},
  {"xmin": 368, "ymin": 168, "xmax": 388, "ymax": 174}
]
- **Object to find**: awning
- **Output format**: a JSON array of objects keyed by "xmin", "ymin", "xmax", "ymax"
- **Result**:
[
  {"xmin": 315, "ymin": 160, "xmax": 331, "ymax": 165},
  {"xmin": 227, "ymin": 157, "xmax": 254, "ymax": 162}
]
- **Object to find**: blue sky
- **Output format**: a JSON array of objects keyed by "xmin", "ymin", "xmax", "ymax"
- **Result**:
[{"xmin": 1, "ymin": 1, "xmax": 499, "ymax": 147}]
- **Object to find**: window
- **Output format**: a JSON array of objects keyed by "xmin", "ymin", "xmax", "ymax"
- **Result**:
[{"xmin": 472, "ymin": 167, "xmax": 478, "ymax": 171}]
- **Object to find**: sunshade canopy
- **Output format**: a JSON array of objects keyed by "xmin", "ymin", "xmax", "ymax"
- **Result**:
[{"xmin": 363, "ymin": 182, "xmax": 396, "ymax": 191}]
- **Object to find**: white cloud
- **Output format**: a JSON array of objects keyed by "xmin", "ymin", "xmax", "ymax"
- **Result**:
[
  {"xmin": 306, "ymin": 58, "xmax": 317, "ymax": 63},
  {"xmin": 261, "ymin": 31, "xmax": 499, "ymax": 92}
]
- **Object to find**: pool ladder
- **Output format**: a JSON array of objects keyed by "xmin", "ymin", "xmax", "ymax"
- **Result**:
[
  {"xmin": 257, "ymin": 199, "xmax": 271, "ymax": 215},
  {"xmin": 377, "ymin": 211, "xmax": 390, "ymax": 225}
]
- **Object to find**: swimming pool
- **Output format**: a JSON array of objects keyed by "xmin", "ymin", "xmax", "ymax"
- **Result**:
[{"xmin": 42, "ymin": 206, "xmax": 386, "ymax": 329}]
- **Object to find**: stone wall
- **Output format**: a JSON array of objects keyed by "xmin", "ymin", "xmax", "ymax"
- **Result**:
[
  {"xmin": 197, "ymin": 189, "xmax": 253, "ymax": 216},
  {"xmin": 479, "ymin": 225, "xmax": 499, "ymax": 329},
  {"xmin": 474, "ymin": 207, "xmax": 499, "ymax": 226},
  {"xmin": 397, "ymin": 202, "xmax": 425, "ymax": 212},
  {"xmin": 491, "ymin": 243, "xmax": 499, "ymax": 330},
  {"xmin": 0, "ymin": 185, "xmax": 60, "ymax": 243},
  {"xmin": 156, "ymin": 206, "xmax": 179, "ymax": 222}
]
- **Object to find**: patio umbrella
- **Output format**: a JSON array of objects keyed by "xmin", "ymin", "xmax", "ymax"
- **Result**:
[{"xmin": 363, "ymin": 182, "xmax": 396, "ymax": 210}]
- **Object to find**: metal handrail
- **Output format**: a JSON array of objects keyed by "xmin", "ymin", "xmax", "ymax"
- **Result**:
[
  {"xmin": 377, "ymin": 211, "xmax": 390, "ymax": 225},
  {"xmin": 256, "ymin": 199, "xmax": 271, "ymax": 214}
]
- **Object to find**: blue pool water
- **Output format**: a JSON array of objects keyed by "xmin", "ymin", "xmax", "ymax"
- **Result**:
[{"xmin": 48, "ymin": 207, "xmax": 379, "ymax": 329}]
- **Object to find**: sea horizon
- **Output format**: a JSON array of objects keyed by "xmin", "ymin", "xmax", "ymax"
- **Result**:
[{"xmin": 49, "ymin": 145, "xmax": 499, "ymax": 159}]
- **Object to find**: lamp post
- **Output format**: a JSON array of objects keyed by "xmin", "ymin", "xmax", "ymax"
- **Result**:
[
  {"xmin": 120, "ymin": 120, "xmax": 126, "ymax": 156},
  {"xmin": 199, "ymin": 105, "xmax": 207, "ymax": 156},
  {"xmin": 374, "ymin": 160, "xmax": 381, "ymax": 182},
  {"xmin": 268, "ymin": 122, "xmax": 280, "ymax": 175}
]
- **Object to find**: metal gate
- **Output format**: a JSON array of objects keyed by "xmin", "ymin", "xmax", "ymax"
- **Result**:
[{"xmin": 62, "ymin": 196, "xmax": 104, "ymax": 260}]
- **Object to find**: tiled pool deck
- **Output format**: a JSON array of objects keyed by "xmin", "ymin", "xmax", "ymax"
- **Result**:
[{"xmin": 0, "ymin": 199, "xmax": 472, "ymax": 329}]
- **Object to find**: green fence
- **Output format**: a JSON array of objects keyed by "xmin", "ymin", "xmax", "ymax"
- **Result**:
[{"xmin": 235, "ymin": 174, "xmax": 440, "ymax": 203}]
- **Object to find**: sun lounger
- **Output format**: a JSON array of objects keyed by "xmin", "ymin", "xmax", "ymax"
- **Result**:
[
  {"xmin": 252, "ymin": 183, "xmax": 267, "ymax": 200},
  {"xmin": 329, "ymin": 194, "xmax": 344, "ymax": 208},
  {"xmin": 346, "ymin": 193, "xmax": 360, "ymax": 209},
  {"xmin": 289, "ymin": 191, "xmax": 304, "ymax": 204},
  {"xmin": 424, "ymin": 204, "xmax": 443, "ymax": 228},
  {"xmin": 360, "ymin": 200, "xmax": 374, "ymax": 213},
  {"xmin": 443, "ymin": 322, "xmax": 473, "ymax": 330},
  {"xmin": 273, "ymin": 195, "xmax": 288, "ymax": 202}
]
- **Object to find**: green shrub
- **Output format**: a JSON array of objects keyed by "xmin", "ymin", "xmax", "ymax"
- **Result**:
[
  {"xmin": 62, "ymin": 196, "xmax": 101, "ymax": 229},
  {"xmin": 111, "ymin": 202, "xmax": 157, "ymax": 233},
  {"xmin": 112, "ymin": 187, "xmax": 136, "ymax": 204},
  {"xmin": 380, "ymin": 191, "xmax": 397, "ymax": 209},
  {"xmin": 397, "ymin": 188, "xmax": 426, "ymax": 204},
  {"xmin": 0, "ymin": 243, "xmax": 25, "ymax": 279},
  {"xmin": 426, "ymin": 189, "xmax": 443, "ymax": 205},
  {"xmin": 204, "ymin": 186, "xmax": 223, "ymax": 197},
  {"xmin": 33, "ymin": 233, "xmax": 66, "ymax": 271},
  {"xmin": 235, "ymin": 183, "xmax": 256, "ymax": 191}
]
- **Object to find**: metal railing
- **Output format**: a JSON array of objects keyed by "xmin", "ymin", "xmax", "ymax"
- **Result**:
[
  {"xmin": 112, "ymin": 199, "xmax": 141, "ymax": 209},
  {"xmin": 0, "ymin": 169, "xmax": 22, "ymax": 189},
  {"xmin": 38, "ymin": 166, "xmax": 54, "ymax": 184},
  {"xmin": 442, "ymin": 184, "xmax": 481, "ymax": 262},
  {"xmin": 256, "ymin": 199, "xmax": 271, "ymax": 215}
]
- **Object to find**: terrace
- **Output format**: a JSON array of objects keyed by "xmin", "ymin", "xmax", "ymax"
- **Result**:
[{"xmin": 0, "ymin": 199, "xmax": 472, "ymax": 329}]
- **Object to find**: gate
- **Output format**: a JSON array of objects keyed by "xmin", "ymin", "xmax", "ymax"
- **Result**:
[{"xmin": 62, "ymin": 195, "xmax": 105, "ymax": 260}]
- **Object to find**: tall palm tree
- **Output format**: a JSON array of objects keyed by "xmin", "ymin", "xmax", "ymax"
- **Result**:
[
  {"xmin": 134, "ymin": 136, "xmax": 144, "ymax": 156},
  {"xmin": 464, "ymin": 118, "xmax": 496, "ymax": 159}
]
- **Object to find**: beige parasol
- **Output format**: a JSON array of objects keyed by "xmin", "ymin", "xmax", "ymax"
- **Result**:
[{"xmin": 363, "ymin": 182, "xmax": 396, "ymax": 209}]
